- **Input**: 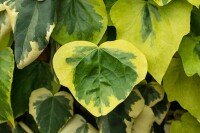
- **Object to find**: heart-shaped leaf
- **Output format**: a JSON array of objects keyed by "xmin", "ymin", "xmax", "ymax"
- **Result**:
[
  {"xmin": 110, "ymin": 0, "xmax": 192, "ymax": 83},
  {"xmin": 0, "ymin": 47, "xmax": 14, "ymax": 126},
  {"xmin": 53, "ymin": 40, "xmax": 147, "ymax": 116},
  {"xmin": 4, "ymin": 0, "xmax": 55, "ymax": 69},
  {"xmin": 29, "ymin": 88, "xmax": 74, "ymax": 133},
  {"xmin": 51, "ymin": 0, "xmax": 107, "ymax": 45}
]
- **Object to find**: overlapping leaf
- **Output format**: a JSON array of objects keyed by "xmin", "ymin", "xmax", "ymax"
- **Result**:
[
  {"xmin": 178, "ymin": 36, "xmax": 200, "ymax": 76},
  {"xmin": 11, "ymin": 61, "xmax": 58, "ymax": 118},
  {"xmin": 4, "ymin": 0, "xmax": 55, "ymax": 69},
  {"xmin": 60, "ymin": 114, "xmax": 98, "ymax": 133},
  {"xmin": 51, "ymin": 0, "xmax": 107, "ymax": 45},
  {"xmin": 110, "ymin": 0, "xmax": 192, "ymax": 83},
  {"xmin": 153, "ymin": 0, "xmax": 200, "ymax": 7},
  {"xmin": 163, "ymin": 58, "xmax": 200, "ymax": 119},
  {"xmin": 29, "ymin": 88, "xmax": 74, "ymax": 133},
  {"xmin": 171, "ymin": 112, "xmax": 200, "ymax": 133},
  {"xmin": 0, "ymin": 47, "xmax": 14, "ymax": 126},
  {"xmin": 53, "ymin": 40, "xmax": 147, "ymax": 116}
]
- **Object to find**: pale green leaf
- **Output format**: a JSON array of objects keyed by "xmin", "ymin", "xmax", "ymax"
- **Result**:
[
  {"xmin": 29, "ymin": 88, "xmax": 74, "ymax": 133},
  {"xmin": 187, "ymin": 0, "xmax": 200, "ymax": 7},
  {"xmin": 11, "ymin": 61, "xmax": 57, "ymax": 118},
  {"xmin": 153, "ymin": 0, "xmax": 171, "ymax": 6},
  {"xmin": 103, "ymin": 0, "xmax": 117, "ymax": 26},
  {"xmin": 60, "ymin": 114, "xmax": 98, "ymax": 133},
  {"xmin": 53, "ymin": 40, "xmax": 147, "ymax": 116},
  {"xmin": 137, "ymin": 81, "xmax": 164, "ymax": 107},
  {"xmin": 51, "ymin": 0, "xmax": 107, "ymax": 45},
  {"xmin": 110, "ymin": 0, "xmax": 192, "ymax": 83},
  {"xmin": 4, "ymin": 0, "xmax": 55, "ymax": 69},
  {"xmin": 171, "ymin": 112, "xmax": 200, "ymax": 133},
  {"xmin": 96, "ymin": 90, "xmax": 144, "ymax": 133},
  {"xmin": 163, "ymin": 58, "xmax": 200, "ymax": 119},
  {"xmin": 178, "ymin": 36, "xmax": 200, "ymax": 76},
  {"xmin": 0, "ymin": 47, "xmax": 14, "ymax": 126}
]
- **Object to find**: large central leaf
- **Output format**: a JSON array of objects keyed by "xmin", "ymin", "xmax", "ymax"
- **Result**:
[
  {"xmin": 51, "ymin": 0, "xmax": 107, "ymax": 45},
  {"xmin": 110, "ymin": 0, "xmax": 192, "ymax": 83},
  {"xmin": 4, "ymin": 0, "xmax": 55, "ymax": 69},
  {"xmin": 53, "ymin": 40, "xmax": 147, "ymax": 116}
]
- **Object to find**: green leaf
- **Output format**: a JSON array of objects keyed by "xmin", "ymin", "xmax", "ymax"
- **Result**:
[
  {"xmin": 191, "ymin": 7, "xmax": 200, "ymax": 36},
  {"xmin": 178, "ymin": 36, "xmax": 200, "ymax": 76},
  {"xmin": 153, "ymin": 0, "xmax": 171, "ymax": 6},
  {"xmin": 11, "ymin": 61, "xmax": 57, "ymax": 118},
  {"xmin": 0, "ymin": 47, "xmax": 14, "ymax": 126},
  {"xmin": 110, "ymin": 0, "xmax": 192, "ymax": 83},
  {"xmin": 29, "ymin": 88, "xmax": 74, "ymax": 133},
  {"xmin": 187, "ymin": 0, "xmax": 200, "ymax": 7},
  {"xmin": 163, "ymin": 58, "xmax": 200, "ymax": 119},
  {"xmin": 132, "ymin": 106, "xmax": 155, "ymax": 133},
  {"xmin": 103, "ymin": 0, "xmax": 117, "ymax": 26},
  {"xmin": 151, "ymin": 94, "xmax": 170, "ymax": 125},
  {"xmin": 60, "ymin": 114, "xmax": 98, "ymax": 133},
  {"xmin": 137, "ymin": 81, "xmax": 164, "ymax": 107},
  {"xmin": 53, "ymin": 40, "xmax": 147, "ymax": 116},
  {"xmin": 51, "ymin": 0, "xmax": 107, "ymax": 45},
  {"xmin": 0, "ymin": 8, "xmax": 13, "ymax": 52},
  {"xmin": 171, "ymin": 112, "xmax": 200, "ymax": 133},
  {"xmin": 96, "ymin": 90, "xmax": 144, "ymax": 133},
  {"xmin": 4, "ymin": 0, "xmax": 55, "ymax": 69}
]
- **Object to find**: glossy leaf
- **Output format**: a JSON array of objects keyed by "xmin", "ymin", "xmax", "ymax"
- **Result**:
[
  {"xmin": 137, "ymin": 81, "xmax": 164, "ymax": 107},
  {"xmin": 51, "ymin": 0, "xmax": 107, "ymax": 45},
  {"xmin": 163, "ymin": 58, "xmax": 200, "ymax": 119},
  {"xmin": 178, "ymin": 36, "xmax": 200, "ymax": 76},
  {"xmin": 110, "ymin": 0, "xmax": 192, "ymax": 83},
  {"xmin": 0, "ymin": 6, "xmax": 13, "ymax": 52},
  {"xmin": 0, "ymin": 47, "xmax": 14, "ymax": 126},
  {"xmin": 171, "ymin": 112, "xmax": 200, "ymax": 133},
  {"xmin": 60, "ymin": 114, "xmax": 98, "ymax": 133},
  {"xmin": 29, "ymin": 88, "xmax": 74, "ymax": 133},
  {"xmin": 11, "ymin": 61, "xmax": 57, "ymax": 118},
  {"xmin": 151, "ymin": 94, "xmax": 170, "ymax": 125},
  {"xmin": 53, "ymin": 40, "xmax": 147, "ymax": 116},
  {"xmin": 96, "ymin": 90, "xmax": 144, "ymax": 133},
  {"xmin": 4, "ymin": 0, "xmax": 55, "ymax": 69}
]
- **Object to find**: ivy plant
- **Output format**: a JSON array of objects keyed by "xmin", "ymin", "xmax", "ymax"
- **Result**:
[{"xmin": 0, "ymin": 0, "xmax": 200, "ymax": 132}]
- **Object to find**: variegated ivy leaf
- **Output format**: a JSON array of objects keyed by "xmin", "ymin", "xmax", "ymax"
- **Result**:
[
  {"xmin": 0, "ymin": 4, "xmax": 13, "ymax": 52},
  {"xmin": 0, "ymin": 47, "xmax": 14, "ymax": 126},
  {"xmin": 103, "ymin": 0, "xmax": 117, "ymax": 26},
  {"xmin": 178, "ymin": 36, "xmax": 200, "ymax": 77},
  {"xmin": 60, "ymin": 114, "xmax": 98, "ymax": 133},
  {"xmin": 53, "ymin": 40, "xmax": 147, "ymax": 116},
  {"xmin": 4, "ymin": 0, "xmax": 55, "ymax": 69},
  {"xmin": 12, "ymin": 61, "xmax": 58, "ymax": 118},
  {"xmin": 151, "ymin": 94, "xmax": 170, "ymax": 125},
  {"xmin": 153, "ymin": 0, "xmax": 200, "ymax": 7},
  {"xmin": 110, "ymin": 0, "xmax": 192, "ymax": 83},
  {"xmin": 171, "ymin": 112, "xmax": 200, "ymax": 133},
  {"xmin": 163, "ymin": 58, "xmax": 200, "ymax": 119},
  {"xmin": 96, "ymin": 90, "xmax": 144, "ymax": 133},
  {"xmin": 132, "ymin": 106, "xmax": 155, "ymax": 133},
  {"xmin": 137, "ymin": 81, "xmax": 164, "ymax": 107},
  {"xmin": 51, "ymin": 0, "xmax": 107, "ymax": 45},
  {"xmin": 29, "ymin": 88, "xmax": 74, "ymax": 133}
]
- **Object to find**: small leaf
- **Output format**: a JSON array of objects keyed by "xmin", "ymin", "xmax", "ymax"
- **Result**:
[
  {"xmin": 4, "ymin": 0, "xmax": 55, "ymax": 69},
  {"xmin": 163, "ymin": 58, "xmax": 200, "ymax": 119},
  {"xmin": 110, "ymin": 0, "xmax": 192, "ymax": 83},
  {"xmin": 153, "ymin": 0, "xmax": 171, "ymax": 6},
  {"xmin": 151, "ymin": 94, "xmax": 170, "ymax": 125},
  {"xmin": 29, "ymin": 88, "xmax": 74, "ymax": 133},
  {"xmin": 51, "ymin": 0, "xmax": 107, "ymax": 45},
  {"xmin": 11, "ymin": 61, "xmax": 58, "ymax": 118},
  {"xmin": 171, "ymin": 112, "xmax": 200, "ymax": 133},
  {"xmin": 53, "ymin": 40, "xmax": 147, "ymax": 116},
  {"xmin": 96, "ymin": 90, "xmax": 144, "ymax": 133},
  {"xmin": 60, "ymin": 114, "xmax": 98, "ymax": 133},
  {"xmin": 0, "ymin": 47, "xmax": 14, "ymax": 126},
  {"xmin": 137, "ymin": 81, "xmax": 165, "ymax": 107},
  {"xmin": 178, "ymin": 36, "xmax": 200, "ymax": 76}
]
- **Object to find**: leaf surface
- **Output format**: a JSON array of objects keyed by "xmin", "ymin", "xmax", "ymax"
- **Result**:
[
  {"xmin": 29, "ymin": 88, "xmax": 74, "ymax": 133},
  {"xmin": 53, "ymin": 40, "xmax": 147, "ymax": 116},
  {"xmin": 0, "ymin": 47, "xmax": 14, "ymax": 126},
  {"xmin": 110, "ymin": 0, "xmax": 192, "ymax": 83}
]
